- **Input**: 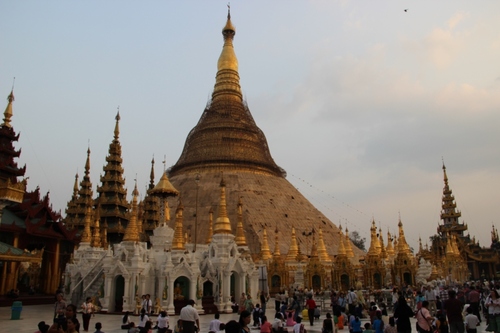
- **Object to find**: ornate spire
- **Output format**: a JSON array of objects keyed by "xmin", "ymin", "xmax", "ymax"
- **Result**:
[
  {"xmin": 367, "ymin": 219, "xmax": 378, "ymax": 255},
  {"xmin": 172, "ymin": 199, "xmax": 185, "ymax": 250},
  {"xmin": 91, "ymin": 206, "xmax": 102, "ymax": 248},
  {"xmin": 96, "ymin": 112, "xmax": 129, "ymax": 243},
  {"xmin": 386, "ymin": 230, "xmax": 395, "ymax": 257},
  {"xmin": 260, "ymin": 227, "xmax": 272, "ymax": 260},
  {"xmin": 337, "ymin": 226, "xmax": 346, "ymax": 256},
  {"xmin": 397, "ymin": 218, "xmax": 411, "ymax": 254},
  {"xmin": 81, "ymin": 204, "xmax": 92, "ymax": 243},
  {"xmin": 310, "ymin": 229, "xmax": 318, "ymax": 259},
  {"xmin": 168, "ymin": 11, "xmax": 284, "ymax": 177},
  {"xmin": 286, "ymin": 226, "xmax": 299, "ymax": 262},
  {"xmin": 206, "ymin": 206, "xmax": 214, "ymax": 244},
  {"xmin": 344, "ymin": 227, "xmax": 355, "ymax": 258},
  {"xmin": 440, "ymin": 163, "xmax": 463, "ymax": 233},
  {"xmin": 317, "ymin": 227, "xmax": 331, "ymax": 263},
  {"xmin": 379, "ymin": 227, "xmax": 387, "ymax": 259},
  {"xmin": 149, "ymin": 157, "xmax": 155, "ymax": 190},
  {"xmin": 123, "ymin": 182, "xmax": 140, "ymax": 242},
  {"xmin": 234, "ymin": 197, "xmax": 247, "ymax": 246},
  {"xmin": 72, "ymin": 173, "xmax": 79, "ymax": 197},
  {"xmin": 273, "ymin": 225, "xmax": 281, "ymax": 258},
  {"xmin": 2, "ymin": 89, "xmax": 14, "ymax": 128},
  {"xmin": 213, "ymin": 175, "xmax": 232, "ymax": 234}
]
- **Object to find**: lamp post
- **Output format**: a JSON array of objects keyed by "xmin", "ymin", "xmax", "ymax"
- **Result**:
[{"xmin": 193, "ymin": 174, "xmax": 200, "ymax": 252}]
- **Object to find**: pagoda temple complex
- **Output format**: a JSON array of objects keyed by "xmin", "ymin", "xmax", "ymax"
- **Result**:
[{"xmin": 0, "ymin": 89, "xmax": 77, "ymax": 296}]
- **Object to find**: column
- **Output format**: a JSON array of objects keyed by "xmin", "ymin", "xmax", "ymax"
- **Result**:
[
  {"xmin": 52, "ymin": 239, "xmax": 61, "ymax": 293},
  {"xmin": 123, "ymin": 275, "xmax": 131, "ymax": 312},
  {"xmin": 223, "ymin": 271, "xmax": 232, "ymax": 313},
  {"xmin": 166, "ymin": 276, "xmax": 175, "ymax": 315}
]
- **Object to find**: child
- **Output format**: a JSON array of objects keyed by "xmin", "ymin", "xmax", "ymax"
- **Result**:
[
  {"xmin": 94, "ymin": 322, "xmax": 105, "ymax": 333},
  {"xmin": 253, "ymin": 303, "xmax": 263, "ymax": 327},
  {"xmin": 464, "ymin": 307, "xmax": 479, "ymax": 333},
  {"xmin": 349, "ymin": 316, "xmax": 362, "ymax": 333},
  {"xmin": 364, "ymin": 323, "xmax": 375, "ymax": 333},
  {"xmin": 286, "ymin": 310, "xmax": 297, "ymax": 327},
  {"xmin": 314, "ymin": 306, "xmax": 321, "ymax": 321},
  {"xmin": 292, "ymin": 316, "xmax": 306, "ymax": 333},
  {"xmin": 209, "ymin": 313, "xmax": 223, "ymax": 333}
]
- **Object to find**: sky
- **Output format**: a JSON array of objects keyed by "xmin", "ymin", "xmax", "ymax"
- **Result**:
[{"xmin": 1, "ymin": 1, "xmax": 500, "ymax": 251}]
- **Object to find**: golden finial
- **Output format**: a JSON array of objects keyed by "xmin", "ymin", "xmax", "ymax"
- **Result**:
[
  {"xmin": 2, "ymin": 78, "xmax": 15, "ymax": 128},
  {"xmin": 379, "ymin": 228, "xmax": 387, "ymax": 259},
  {"xmin": 206, "ymin": 206, "xmax": 214, "ymax": 244},
  {"xmin": 114, "ymin": 109, "xmax": 120, "ymax": 140},
  {"xmin": 123, "ymin": 181, "xmax": 140, "ymax": 242},
  {"xmin": 397, "ymin": 217, "xmax": 411, "ymax": 254},
  {"xmin": 260, "ymin": 227, "xmax": 272, "ymax": 260},
  {"xmin": 149, "ymin": 157, "xmax": 155, "ymax": 189},
  {"xmin": 213, "ymin": 175, "xmax": 232, "ymax": 234},
  {"xmin": 285, "ymin": 226, "xmax": 299, "ymax": 262},
  {"xmin": 150, "ymin": 171, "xmax": 179, "ymax": 196},
  {"xmin": 310, "ymin": 229, "xmax": 318, "ymax": 259},
  {"xmin": 72, "ymin": 173, "xmax": 79, "ymax": 197},
  {"xmin": 213, "ymin": 7, "xmax": 241, "ymax": 102},
  {"xmin": 386, "ymin": 229, "xmax": 394, "ymax": 257},
  {"xmin": 81, "ymin": 203, "xmax": 92, "ymax": 243},
  {"xmin": 234, "ymin": 197, "xmax": 247, "ymax": 246},
  {"xmin": 172, "ymin": 199, "xmax": 185, "ymax": 250}
]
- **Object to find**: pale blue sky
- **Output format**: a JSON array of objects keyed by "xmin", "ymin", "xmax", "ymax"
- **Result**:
[{"xmin": 1, "ymin": 1, "xmax": 500, "ymax": 250}]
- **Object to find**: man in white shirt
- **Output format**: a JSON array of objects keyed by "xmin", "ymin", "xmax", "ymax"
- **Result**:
[
  {"xmin": 424, "ymin": 285, "xmax": 437, "ymax": 315},
  {"xmin": 180, "ymin": 299, "xmax": 200, "ymax": 333}
]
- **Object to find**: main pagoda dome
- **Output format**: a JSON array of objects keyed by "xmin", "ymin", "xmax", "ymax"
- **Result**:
[{"xmin": 167, "ymin": 10, "xmax": 363, "ymax": 259}]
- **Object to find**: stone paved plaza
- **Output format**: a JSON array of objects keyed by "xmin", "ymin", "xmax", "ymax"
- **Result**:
[{"xmin": 0, "ymin": 303, "xmax": 490, "ymax": 333}]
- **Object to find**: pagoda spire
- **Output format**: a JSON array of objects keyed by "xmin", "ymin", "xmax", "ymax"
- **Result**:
[
  {"xmin": 91, "ymin": 206, "xmax": 102, "ymax": 248},
  {"xmin": 206, "ymin": 207, "xmax": 214, "ymax": 244},
  {"xmin": 172, "ymin": 199, "xmax": 185, "ymax": 250},
  {"xmin": 260, "ymin": 227, "xmax": 272, "ymax": 260},
  {"xmin": 367, "ymin": 219, "xmax": 378, "ymax": 256},
  {"xmin": 310, "ymin": 229, "xmax": 318, "ymax": 259},
  {"xmin": 81, "ymin": 203, "xmax": 92, "ymax": 243},
  {"xmin": 317, "ymin": 227, "xmax": 331, "ymax": 263},
  {"xmin": 286, "ymin": 226, "xmax": 299, "ymax": 262},
  {"xmin": 344, "ymin": 227, "xmax": 355, "ymax": 258},
  {"xmin": 234, "ymin": 197, "xmax": 247, "ymax": 246},
  {"xmin": 386, "ymin": 230, "xmax": 395, "ymax": 257},
  {"xmin": 440, "ymin": 163, "xmax": 464, "ymax": 236},
  {"xmin": 213, "ymin": 175, "xmax": 232, "ymax": 234},
  {"xmin": 337, "ymin": 226, "xmax": 346, "ymax": 256},
  {"xmin": 2, "ymin": 89, "xmax": 14, "ymax": 128},
  {"xmin": 379, "ymin": 227, "xmax": 387, "ymax": 259},
  {"xmin": 169, "ymin": 11, "xmax": 284, "ymax": 177},
  {"xmin": 397, "ymin": 217, "xmax": 411, "ymax": 254},
  {"xmin": 72, "ymin": 173, "xmax": 79, "ymax": 198},
  {"xmin": 123, "ymin": 182, "xmax": 140, "ymax": 242},
  {"xmin": 273, "ymin": 226, "xmax": 281, "ymax": 258},
  {"xmin": 96, "ymin": 112, "xmax": 129, "ymax": 244},
  {"xmin": 149, "ymin": 157, "xmax": 155, "ymax": 190}
]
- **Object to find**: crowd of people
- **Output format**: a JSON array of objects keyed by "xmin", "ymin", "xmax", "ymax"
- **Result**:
[{"xmin": 32, "ymin": 281, "xmax": 500, "ymax": 333}]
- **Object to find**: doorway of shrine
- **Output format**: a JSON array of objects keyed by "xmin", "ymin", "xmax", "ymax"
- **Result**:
[{"xmin": 114, "ymin": 275, "xmax": 125, "ymax": 313}]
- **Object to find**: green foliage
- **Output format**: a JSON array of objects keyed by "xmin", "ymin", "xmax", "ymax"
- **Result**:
[{"xmin": 349, "ymin": 231, "xmax": 366, "ymax": 251}]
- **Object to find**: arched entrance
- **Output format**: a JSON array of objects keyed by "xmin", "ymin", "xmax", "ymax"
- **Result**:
[
  {"xmin": 373, "ymin": 273, "xmax": 382, "ymax": 289},
  {"xmin": 403, "ymin": 272, "xmax": 412, "ymax": 285},
  {"xmin": 340, "ymin": 274, "xmax": 350, "ymax": 291},
  {"xmin": 173, "ymin": 276, "xmax": 190, "ymax": 314},
  {"xmin": 114, "ymin": 275, "xmax": 125, "ymax": 313},
  {"xmin": 312, "ymin": 275, "xmax": 321, "ymax": 291},
  {"xmin": 270, "ymin": 275, "xmax": 281, "ymax": 295}
]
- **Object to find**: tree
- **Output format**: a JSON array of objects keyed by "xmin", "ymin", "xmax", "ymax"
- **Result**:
[{"xmin": 349, "ymin": 231, "xmax": 366, "ymax": 251}]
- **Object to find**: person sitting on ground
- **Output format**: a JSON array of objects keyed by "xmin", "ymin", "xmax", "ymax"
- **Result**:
[
  {"xmin": 224, "ymin": 320, "xmax": 241, "ymax": 333},
  {"xmin": 122, "ymin": 311, "xmax": 131, "ymax": 329},
  {"xmin": 94, "ymin": 322, "xmax": 104, "ymax": 333},
  {"xmin": 143, "ymin": 322, "xmax": 153, "ymax": 333},
  {"xmin": 383, "ymin": 317, "xmax": 397, "ymax": 333},
  {"xmin": 314, "ymin": 306, "xmax": 321, "ymax": 321},
  {"xmin": 209, "ymin": 313, "xmax": 223, "ymax": 333},
  {"xmin": 35, "ymin": 321, "xmax": 50, "ymax": 333},
  {"xmin": 286, "ymin": 310, "xmax": 297, "ymax": 327},
  {"xmin": 349, "ymin": 316, "xmax": 362, "ymax": 333},
  {"xmin": 364, "ymin": 322, "xmax": 375, "ymax": 333},
  {"xmin": 292, "ymin": 316, "xmax": 306, "ymax": 333},
  {"xmin": 272, "ymin": 312, "xmax": 284, "ymax": 333},
  {"xmin": 157, "ymin": 311, "xmax": 170, "ymax": 333},
  {"xmin": 127, "ymin": 322, "xmax": 140, "ymax": 333},
  {"xmin": 261, "ymin": 316, "xmax": 272, "ymax": 333}
]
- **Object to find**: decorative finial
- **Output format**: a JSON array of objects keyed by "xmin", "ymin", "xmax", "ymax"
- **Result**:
[
  {"xmin": 163, "ymin": 155, "xmax": 166, "ymax": 172},
  {"xmin": 227, "ymin": 3, "xmax": 231, "ymax": 19}
]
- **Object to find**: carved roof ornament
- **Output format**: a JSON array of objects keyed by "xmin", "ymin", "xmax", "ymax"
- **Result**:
[
  {"xmin": 214, "ymin": 174, "xmax": 232, "ymax": 234},
  {"xmin": 234, "ymin": 197, "xmax": 247, "ymax": 246},
  {"xmin": 2, "ymin": 87, "xmax": 14, "ymax": 128}
]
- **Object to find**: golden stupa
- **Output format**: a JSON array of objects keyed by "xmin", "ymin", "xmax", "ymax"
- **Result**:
[{"xmin": 164, "ymin": 10, "xmax": 363, "ymax": 259}]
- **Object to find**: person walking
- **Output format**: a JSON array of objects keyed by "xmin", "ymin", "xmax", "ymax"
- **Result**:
[
  {"xmin": 444, "ymin": 290, "xmax": 464, "ymax": 333},
  {"xmin": 467, "ymin": 286, "xmax": 481, "ymax": 324},
  {"xmin": 425, "ymin": 286, "xmax": 437, "ymax": 315},
  {"xmin": 416, "ymin": 301, "xmax": 433, "ymax": 333},
  {"xmin": 81, "ymin": 297, "xmax": 94, "ymax": 331},
  {"xmin": 306, "ymin": 295, "xmax": 317, "ymax": 326},
  {"xmin": 393, "ymin": 296, "xmax": 413, "ymax": 333},
  {"xmin": 179, "ymin": 299, "xmax": 200, "ymax": 333}
]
